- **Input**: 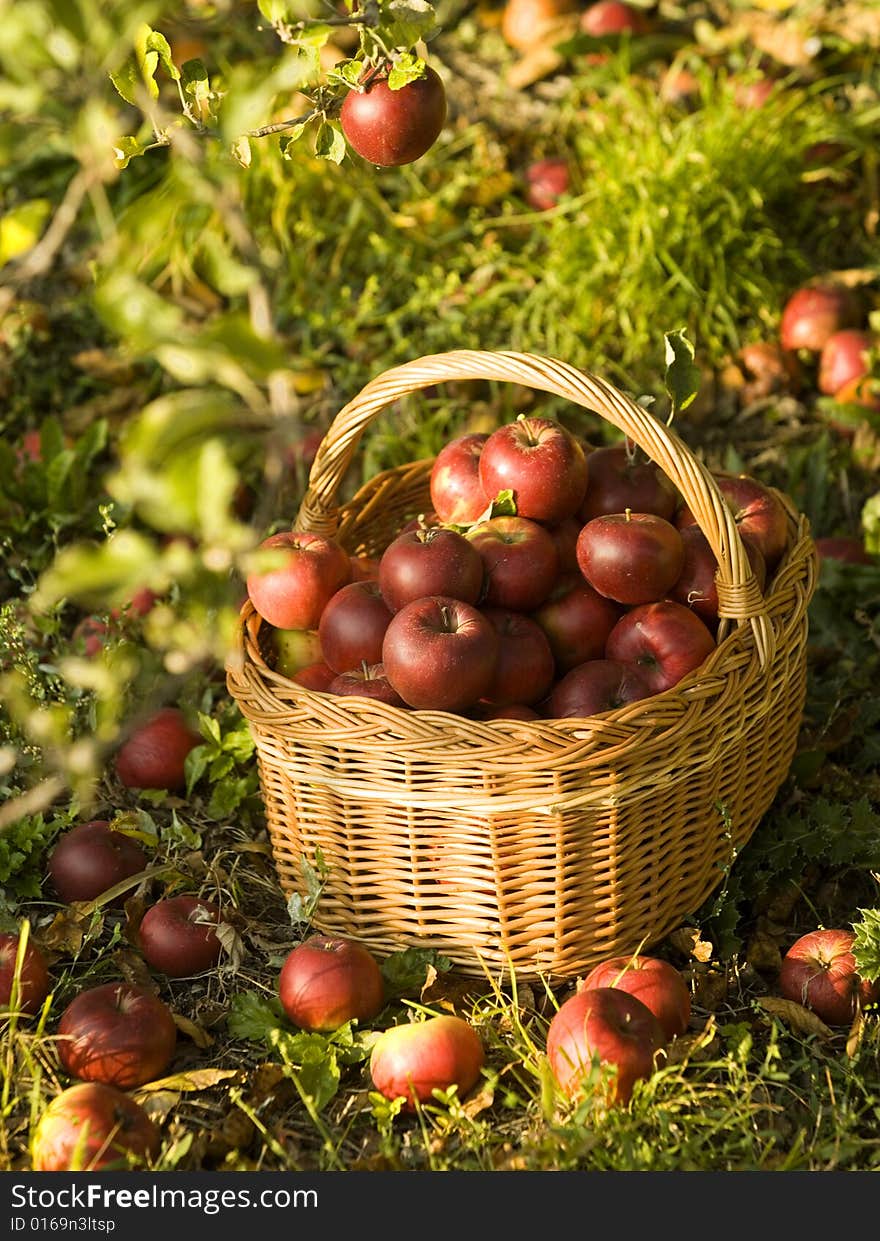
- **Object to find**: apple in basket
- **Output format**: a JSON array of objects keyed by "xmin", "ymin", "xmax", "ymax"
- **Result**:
[
  {"xmin": 382, "ymin": 596, "xmax": 499, "ymax": 712},
  {"xmin": 0, "ymin": 930, "xmax": 50, "ymax": 1015},
  {"xmin": 318, "ymin": 580, "xmax": 394, "ymax": 673},
  {"xmin": 479, "ymin": 607, "xmax": 556, "ymax": 707},
  {"xmin": 478, "ymin": 416, "xmax": 589, "ymax": 525},
  {"xmin": 56, "ymin": 981, "xmax": 177, "ymax": 1089},
  {"xmin": 531, "ymin": 574, "xmax": 623, "ymax": 673},
  {"xmin": 669, "ymin": 525, "xmax": 766, "ymax": 629},
  {"xmin": 378, "ymin": 526, "xmax": 485, "ymax": 613},
  {"xmin": 604, "ymin": 600, "xmax": 717, "ymax": 694},
  {"xmin": 467, "ymin": 515, "xmax": 559, "ymax": 612},
  {"xmin": 31, "ymin": 1081, "xmax": 161, "ymax": 1171},
  {"xmin": 777, "ymin": 928, "xmax": 879, "ymax": 1026},
  {"xmin": 370, "ymin": 1014, "xmax": 485, "ymax": 1111},
  {"xmin": 270, "ymin": 627, "xmax": 323, "ymax": 678},
  {"xmin": 327, "ymin": 662, "xmax": 407, "ymax": 706},
  {"xmin": 675, "ymin": 474, "xmax": 789, "ymax": 572},
  {"xmin": 576, "ymin": 512, "xmax": 685, "ymax": 605},
  {"xmin": 581, "ymin": 954, "xmax": 692, "ymax": 1041},
  {"xmin": 278, "ymin": 934, "xmax": 385, "ymax": 1032},
  {"xmin": 546, "ymin": 659, "xmax": 654, "ymax": 718},
  {"xmin": 579, "ymin": 442, "xmax": 678, "ymax": 522},
  {"xmin": 429, "ymin": 432, "xmax": 490, "ymax": 526},
  {"xmin": 546, "ymin": 985, "xmax": 666, "ymax": 1106},
  {"xmin": 246, "ymin": 530, "xmax": 351, "ymax": 631}
]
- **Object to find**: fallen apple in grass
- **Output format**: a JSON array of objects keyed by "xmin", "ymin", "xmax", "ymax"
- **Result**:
[
  {"xmin": 525, "ymin": 158, "xmax": 570, "ymax": 212},
  {"xmin": 137, "ymin": 894, "xmax": 225, "ymax": 978},
  {"xmin": 777, "ymin": 928, "xmax": 879, "ymax": 1026},
  {"xmin": 779, "ymin": 282, "xmax": 864, "ymax": 354},
  {"xmin": 817, "ymin": 329, "xmax": 875, "ymax": 397},
  {"xmin": 340, "ymin": 64, "xmax": 447, "ymax": 167},
  {"xmin": 57, "ymin": 981, "xmax": 177, "ymax": 1089},
  {"xmin": 278, "ymin": 934, "xmax": 385, "ymax": 1032},
  {"xmin": 0, "ymin": 931, "xmax": 50, "ymax": 1016},
  {"xmin": 114, "ymin": 706, "xmax": 201, "ymax": 793},
  {"xmin": 30, "ymin": 1081, "xmax": 161, "ymax": 1171},
  {"xmin": 581, "ymin": 954, "xmax": 691, "ymax": 1041},
  {"xmin": 369, "ymin": 1014, "xmax": 485, "ymax": 1111},
  {"xmin": 48, "ymin": 819, "xmax": 149, "ymax": 907}
]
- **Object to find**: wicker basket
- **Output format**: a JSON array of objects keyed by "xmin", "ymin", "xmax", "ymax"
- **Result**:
[{"xmin": 226, "ymin": 350, "xmax": 818, "ymax": 981}]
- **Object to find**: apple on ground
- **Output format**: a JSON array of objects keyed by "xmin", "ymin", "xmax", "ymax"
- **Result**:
[
  {"xmin": 246, "ymin": 530, "xmax": 351, "ymax": 632},
  {"xmin": 137, "ymin": 894, "xmax": 225, "ymax": 978},
  {"xmin": 381, "ymin": 596, "xmax": 499, "ymax": 712},
  {"xmin": 546, "ymin": 659, "xmax": 654, "ymax": 718},
  {"xmin": 581, "ymin": 0, "xmax": 651, "ymax": 36},
  {"xmin": 779, "ymin": 282, "xmax": 864, "ymax": 354},
  {"xmin": 530, "ymin": 573, "xmax": 623, "ymax": 673},
  {"xmin": 71, "ymin": 615, "xmax": 110, "ymax": 657},
  {"xmin": 429, "ymin": 432, "xmax": 489, "ymax": 526},
  {"xmin": 580, "ymin": 954, "xmax": 691, "ymax": 1041},
  {"xmin": 318, "ymin": 579, "xmax": 394, "ymax": 673},
  {"xmin": 817, "ymin": 329, "xmax": 875, "ymax": 396},
  {"xmin": 327, "ymin": 663, "xmax": 407, "ymax": 706},
  {"xmin": 478, "ymin": 607, "xmax": 556, "ymax": 707},
  {"xmin": 48, "ymin": 819, "xmax": 149, "ymax": 907},
  {"xmin": 546, "ymin": 985, "xmax": 666, "ymax": 1106},
  {"xmin": 340, "ymin": 64, "xmax": 447, "ymax": 167},
  {"xmin": 114, "ymin": 706, "xmax": 201, "ymax": 793},
  {"xmin": 0, "ymin": 931, "xmax": 50, "ymax": 1016},
  {"xmin": 369, "ymin": 1014, "xmax": 484, "ymax": 1112},
  {"xmin": 832, "ymin": 372, "xmax": 880, "ymax": 413},
  {"xmin": 576, "ymin": 511, "xmax": 685, "ymax": 605},
  {"xmin": 378, "ymin": 526, "xmax": 485, "ymax": 613},
  {"xmin": 738, "ymin": 340, "xmax": 802, "ymax": 399},
  {"xmin": 605, "ymin": 600, "xmax": 717, "ymax": 694},
  {"xmin": 478, "ymin": 416, "xmax": 589, "ymax": 525},
  {"xmin": 278, "ymin": 934, "xmax": 385, "ymax": 1032},
  {"xmin": 501, "ymin": 0, "xmax": 577, "ymax": 52},
  {"xmin": 580, "ymin": 442, "xmax": 678, "ymax": 523},
  {"xmin": 467, "ymin": 515, "xmax": 559, "ymax": 612},
  {"xmin": 57, "ymin": 981, "xmax": 177, "ymax": 1089},
  {"xmin": 271, "ymin": 627, "xmax": 322, "ymax": 678},
  {"xmin": 525, "ymin": 158, "xmax": 570, "ymax": 212},
  {"xmin": 777, "ymin": 928, "xmax": 879, "ymax": 1026},
  {"xmin": 30, "ymin": 1081, "xmax": 161, "ymax": 1171},
  {"xmin": 814, "ymin": 536, "xmax": 873, "ymax": 566}
]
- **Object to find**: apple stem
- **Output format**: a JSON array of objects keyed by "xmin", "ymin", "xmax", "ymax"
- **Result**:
[{"xmin": 625, "ymin": 507, "xmax": 632, "ymax": 522}]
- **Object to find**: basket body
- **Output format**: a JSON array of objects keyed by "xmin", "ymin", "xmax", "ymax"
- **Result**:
[{"xmin": 227, "ymin": 351, "xmax": 817, "ymax": 981}]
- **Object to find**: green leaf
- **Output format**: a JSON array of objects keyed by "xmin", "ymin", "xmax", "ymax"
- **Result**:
[
  {"xmin": 314, "ymin": 119, "xmax": 346, "ymax": 164},
  {"xmin": 112, "ymin": 135, "xmax": 152, "ymax": 170},
  {"xmin": 387, "ymin": 53, "xmax": 426, "ymax": 91},
  {"xmin": 663, "ymin": 328, "xmax": 701, "ymax": 418},
  {"xmin": 181, "ymin": 59, "xmax": 210, "ymax": 102},
  {"xmin": 381, "ymin": 947, "xmax": 453, "ymax": 998},
  {"xmin": 145, "ymin": 30, "xmax": 180, "ymax": 82},
  {"xmin": 227, "ymin": 991, "xmax": 286, "ymax": 1042},
  {"xmin": 30, "ymin": 530, "xmax": 159, "ymax": 614},
  {"xmin": 258, "ymin": 0, "xmax": 290, "ymax": 19},
  {"xmin": 0, "ymin": 199, "xmax": 51, "ymax": 266},
  {"xmin": 280, "ymin": 124, "xmax": 310, "ymax": 157},
  {"xmin": 109, "ymin": 58, "xmax": 145, "ymax": 107},
  {"xmin": 381, "ymin": 0, "xmax": 437, "ymax": 50}
]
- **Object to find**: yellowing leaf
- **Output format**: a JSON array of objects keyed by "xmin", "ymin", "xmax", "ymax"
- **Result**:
[
  {"xmin": 172, "ymin": 1012, "xmax": 215, "ymax": 1049},
  {"xmin": 756, "ymin": 996, "xmax": 834, "ymax": 1039},
  {"xmin": 134, "ymin": 1067, "xmax": 238, "ymax": 1095},
  {"xmin": 0, "ymin": 199, "xmax": 51, "ymax": 266}
]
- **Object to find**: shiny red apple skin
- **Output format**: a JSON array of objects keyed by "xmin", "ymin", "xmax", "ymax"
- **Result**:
[
  {"xmin": 546, "ymin": 516, "xmax": 582, "ymax": 576},
  {"xmin": 576, "ymin": 512, "xmax": 685, "ymax": 605},
  {"xmin": 370, "ymin": 1015, "xmax": 484, "ymax": 1112},
  {"xmin": 48, "ymin": 820, "xmax": 149, "ymax": 907},
  {"xmin": 817, "ymin": 329, "xmax": 874, "ymax": 396},
  {"xmin": 778, "ymin": 928, "xmax": 879, "ymax": 1026},
  {"xmin": 531, "ymin": 574, "xmax": 624, "ymax": 673},
  {"xmin": 378, "ymin": 527, "xmax": 485, "ymax": 613},
  {"xmin": 57, "ymin": 982, "xmax": 177, "ymax": 1089},
  {"xmin": 292, "ymin": 660, "xmax": 338, "ymax": 692},
  {"xmin": 318, "ymin": 580, "xmax": 394, "ymax": 673},
  {"xmin": 429, "ymin": 433, "xmax": 489, "ymax": 526},
  {"xmin": 114, "ymin": 707, "xmax": 201, "ymax": 793},
  {"xmin": 31, "ymin": 1082, "xmax": 161, "ymax": 1171},
  {"xmin": 581, "ymin": 954, "xmax": 691, "ymax": 1041},
  {"xmin": 246, "ymin": 530, "xmax": 351, "ymax": 631},
  {"xmin": 546, "ymin": 659, "xmax": 654, "ymax": 718},
  {"xmin": 478, "ymin": 607, "xmax": 556, "ymax": 707},
  {"xmin": 779, "ymin": 283, "xmax": 863, "ymax": 354},
  {"xmin": 327, "ymin": 663, "xmax": 407, "ymax": 707},
  {"xmin": 546, "ymin": 985, "xmax": 666, "ymax": 1106},
  {"xmin": 382, "ymin": 595, "xmax": 499, "ymax": 712},
  {"xmin": 669, "ymin": 525, "xmax": 766, "ymax": 628},
  {"xmin": 340, "ymin": 65, "xmax": 447, "ymax": 167},
  {"xmin": 478, "ymin": 417, "xmax": 589, "ymax": 525},
  {"xmin": 676, "ymin": 474, "xmax": 789, "ymax": 573},
  {"xmin": 0, "ymin": 932, "xmax": 50, "ymax": 1016},
  {"xmin": 138, "ymin": 894, "xmax": 224, "ymax": 978},
  {"xmin": 605, "ymin": 600, "xmax": 717, "ymax": 694},
  {"xmin": 581, "ymin": 0, "xmax": 650, "ymax": 35},
  {"xmin": 278, "ymin": 934, "xmax": 385, "ymax": 1032},
  {"xmin": 467, "ymin": 515, "xmax": 559, "ymax": 612},
  {"xmin": 478, "ymin": 703, "xmax": 541, "ymax": 721},
  {"xmin": 579, "ymin": 443, "xmax": 678, "ymax": 522}
]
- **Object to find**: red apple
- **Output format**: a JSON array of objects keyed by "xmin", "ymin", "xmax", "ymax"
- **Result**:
[
  {"xmin": 429, "ymin": 433, "xmax": 489, "ymax": 526},
  {"xmin": 327, "ymin": 662, "xmax": 407, "ymax": 706},
  {"xmin": 669, "ymin": 524, "xmax": 766, "ymax": 628},
  {"xmin": 0, "ymin": 931, "xmax": 50, "ymax": 1016},
  {"xmin": 467, "ymin": 515, "xmax": 559, "ymax": 611},
  {"xmin": 525, "ymin": 158, "xmax": 570, "ymax": 211},
  {"xmin": 381, "ymin": 596, "xmax": 499, "ymax": 712},
  {"xmin": 271, "ymin": 627, "xmax": 323, "ymax": 678},
  {"xmin": 478, "ymin": 417, "xmax": 589, "ymax": 525},
  {"xmin": 576, "ymin": 512, "xmax": 685, "ymax": 605},
  {"xmin": 777, "ymin": 928, "xmax": 879, "ymax": 1026},
  {"xmin": 110, "ymin": 586, "xmax": 159, "ymax": 621},
  {"xmin": 246, "ymin": 530, "xmax": 351, "ymax": 632},
  {"xmin": 378, "ymin": 526, "xmax": 485, "ymax": 613},
  {"xmin": 479, "ymin": 607, "xmax": 556, "ymax": 707},
  {"xmin": 779, "ymin": 282, "xmax": 864, "ymax": 354},
  {"xmin": 137, "ymin": 894, "xmax": 224, "ymax": 978},
  {"xmin": 546, "ymin": 658, "xmax": 654, "ymax": 718},
  {"xmin": 478, "ymin": 703, "xmax": 541, "ymax": 721},
  {"xmin": 340, "ymin": 64, "xmax": 447, "ymax": 167},
  {"xmin": 581, "ymin": 954, "xmax": 691, "ymax": 1041},
  {"xmin": 278, "ymin": 934, "xmax": 385, "ymax": 1032},
  {"xmin": 48, "ymin": 819, "xmax": 149, "ymax": 907},
  {"xmin": 579, "ymin": 442, "xmax": 678, "ymax": 523},
  {"xmin": 30, "ymin": 1081, "xmax": 161, "ymax": 1171},
  {"xmin": 605, "ymin": 600, "xmax": 717, "ymax": 694},
  {"xmin": 114, "ymin": 706, "xmax": 201, "ymax": 793},
  {"xmin": 317, "ymin": 580, "xmax": 394, "ymax": 673},
  {"xmin": 57, "ymin": 982, "xmax": 177, "ymax": 1089},
  {"xmin": 546, "ymin": 516, "xmax": 582, "ymax": 576},
  {"xmin": 369, "ymin": 1014, "xmax": 484, "ymax": 1112},
  {"xmin": 817, "ymin": 329, "xmax": 874, "ymax": 396},
  {"xmin": 833, "ymin": 372, "xmax": 880, "ymax": 413},
  {"xmin": 531, "ymin": 574, "xmax": 623, "ymax": 673},
  {"xmin": 738, "ymin": 340, "xmax": 803, "ymax": 398},
  {"xmin": 676, "ymin": 474, "xmax": 790, "ymax": 572},
  {"xmin": 732, "ymin": 74, "xmax": 777, "ymax": 110},
  {"xmin": 292, "ymin": 660, "xmax": 337, "ymax": 691},
  {"xmin": 814, "ymin": 536, "xmax": 873, "ymax": 566},
  {"xmin": 71, "ymin": 615, "xmax": 110, "ymax": 657},
  {"xmin": 546, "ymin": 985, "xmax": 666, "ymax": 1106},
  {"xmin": 580, "ymin": 0, "xmax": 650, "ymax": 37}
]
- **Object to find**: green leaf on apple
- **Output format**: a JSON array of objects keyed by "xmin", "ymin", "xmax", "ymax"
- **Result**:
[
  {"xmin": 314, "ymin": 120, "xmax": 346, "ymax": 164},
  {"xmin": 386, "ymin": 52, "xmax": 427, "ymax": 91},
  {"xmin": 663, "ymin": 328, "xmax": 701, "ymax": 420}
]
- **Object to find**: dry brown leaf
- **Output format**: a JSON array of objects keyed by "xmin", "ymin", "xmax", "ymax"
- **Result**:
[
  {"xmin": 172, "ymin": 1012, "xmax": 215, "ymax": 1049},
  {"xmin": 461, "ymin": 1083, "xmax": 494, "ymax": 1117},
  {"xmin": 215, "ymin": 920, "xmax": 246, "ymax": 972},
  {"xmin": 746, "ymin": 930, "xmax": 784, "ymax": 974},
  {"xmin": 732, "ymin": 15, "xmax": 821, "ymax": 67},
  {"xmin": 112, "ymin": 948, "xmax": 160, "ymax": 993},
  {"xmin": 71, "ymin": 348, "xmax": 139, "ymax": 384},
  {"xmin": 845, "ymin": 1010, "xmax": 865, "ymax": 1059},
  {"xmin": 668, "ymin": 926, "xmax": 714, "ymax": 962},
  {"xmin": 40, "ymin": 905, "xmax": 100, "ymax": 957},
  {"xmin": 756, "ymin": 996, "xmax": 834, "ymax": 1039},
  {"xmin": 134, "ymin": 1067, "xmax": 239, "ymax": 1096},
  {"xmin": 693, "ymin": 969, "xmax": 729, "ymax": 1012}
]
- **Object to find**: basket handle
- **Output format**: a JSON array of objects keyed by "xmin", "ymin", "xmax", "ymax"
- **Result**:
[{"xmin": 295, "ymin": 349, "xmax": 774, "ymax": 666}]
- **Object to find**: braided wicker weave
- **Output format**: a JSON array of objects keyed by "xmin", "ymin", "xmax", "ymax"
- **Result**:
[{"xmin": 227, "ymin": 350, "xmax": 817, "ymax": 981}]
